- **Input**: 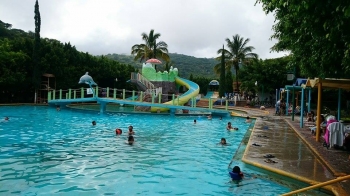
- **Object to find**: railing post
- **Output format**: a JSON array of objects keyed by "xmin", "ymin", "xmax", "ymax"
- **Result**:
[
  {"xmin": 194, "ymin": 97, "xmax": 197, "ymax": 108},
  {"xmin": 95, "ymin": 86, "xmax": 98, "ymax": 98},
  {"xmin": 225, "ymin": 100, "xmax": 228, "ymax": 110},
  {"xmin": 177, "ymin": 95, "xmax": 180, "ymax": 105},
  {"xmin": 74, "ymin": 90, "xmax": 76, "ymax": 99},
  {"xmin": 68, "ymin": 89, "xmax": 71, "ymax": 99},
  {"xmin": 48, "ymin": 91, "xmax": 51, "ymax": 101},
  {"xmin": 107, "ymin": 87, "xmax": 109, "ymax": 98},
  {"xmin": 158, "ymin": 92, "xmax": 161, "ymax": 103},
  {"xmin": 209, "ymin": 98, "xmax": 212, "ymax": 109},
  {"xmin": 140, "ymin": 91, "xmax": 143, "ymax": 102},
  {"xmin": 122, "ymin": 89, "xmax": 125, "ymax": 100},
  {"xmin": 81, "ymin": 88, "xmax": 84, "ymax": 98},
  {"xmin": 53, "ymin": 90, "xmax": 56, "ymax": 100},
  {"xmin": 132, "ymin": 90, "xmax": 135, "ymax": 101},
  {"xmin": 151, "ymin": 93, "xmax": 155, "ymax": 104},
  {"xmin": 113, "ymin": 89, "xmax": 116, "ymax": 99},
  {"xmin": 59, "ymin": 89, "xmax": 62, "ymax": 99},
  {"xmin": 65, "ymin": 93, "xmax": 68, "ymax": 99},
  {"xmin": 172, "ymin": 94, "xmax": 175, "ymax": 105}
]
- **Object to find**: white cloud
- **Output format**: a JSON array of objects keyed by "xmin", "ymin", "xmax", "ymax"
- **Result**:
[{"xmin": 0, "ymin": 0, "xmax": 288, "ymax": 59}]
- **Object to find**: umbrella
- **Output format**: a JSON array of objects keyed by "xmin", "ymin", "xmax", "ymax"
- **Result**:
[
  {"xmin": 209, "ymin": 80, "xmax": 220, "ymax": 85},
  {"xmin": 146, "ymin": 58, "xmax": 162, "ymax": 64}
]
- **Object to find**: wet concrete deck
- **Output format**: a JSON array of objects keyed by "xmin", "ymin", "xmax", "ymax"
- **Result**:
[{"xmin": 229, "ymin": 107, "xmax": 350, "ymax": 195}]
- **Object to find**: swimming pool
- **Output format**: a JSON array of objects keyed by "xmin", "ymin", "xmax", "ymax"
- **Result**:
[{"xmin": 0, "ymin": 106, "xmax": 328, "ymax": 195}]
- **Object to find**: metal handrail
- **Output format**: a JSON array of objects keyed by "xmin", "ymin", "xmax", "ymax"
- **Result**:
[
  {"xmin": 131, "ymin": 72, "xmax": 155, "ymax": 90},
  {"xmin": 281, "ymin": 174, "xmax": 350, "ymax": 196}
]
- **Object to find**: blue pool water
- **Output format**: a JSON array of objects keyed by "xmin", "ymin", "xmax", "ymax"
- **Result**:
[{"xmin": 0, "ymin": 106, "xmax": 295, "ymax": 195}]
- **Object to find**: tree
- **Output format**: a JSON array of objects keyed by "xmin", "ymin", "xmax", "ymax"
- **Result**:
[
  {"xmin": 218, "ymin": 45, "xmax": 226, "ymax": 97},
  {"xmin": 131, "ymin": 29, "xmax": 170, "ymax": 70},
  {"xmin": 255, "ymin": 0, "xmax": 350, "ymax": 78},
  {"xmin": 215, "ymin": 34, "xmax": 258, "ymax": 93},
  {"xmin": 33, "ymin": 0, "xmax": 41, "ymax": 97},
  {"xmin": 225, "ymin": 71, "xmax": 233, "ymax": 93}
]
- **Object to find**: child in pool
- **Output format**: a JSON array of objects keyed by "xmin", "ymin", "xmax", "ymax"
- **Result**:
[{"xmin": 229, "ymin": 166, "xmax": 244, "ymax": 180}]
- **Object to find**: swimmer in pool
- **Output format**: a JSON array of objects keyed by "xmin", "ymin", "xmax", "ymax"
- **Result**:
[
  {"xmin": 246, "ymin": 116, "xmax": 251, "ymax": 123},
  {"xmin": 4, "ymin": 117, "xmax": 9, "ymax": 121},
  {"xmin": 56, "ymin": 105, "xmax": 61, "ymax": 111},
  {"xmin": 219, "ymin": 138, "xmax": 228, "ymax": 145},
  {"xmin": 194, "ymin": 119, "xmax": 197, "ymax": 124},
  {"xmin": 115, "ymin": 128, "xmax": 122, "ymax": 135},
  {"xmin": 207, "ymin": 114, "xmax": 212, "ymax": 120},
  {"xmin": 229, "ymin": 166, "xmax": 244, "ymax": 180},
  {"xmin": 92, "ymin": 121, "xmax": 96, "ymax": 126}
]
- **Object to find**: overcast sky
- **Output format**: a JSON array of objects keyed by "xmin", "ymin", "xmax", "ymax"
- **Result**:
[{"xmin": 0, "ymin": 0, "xmax": 289, "ymax": 59}]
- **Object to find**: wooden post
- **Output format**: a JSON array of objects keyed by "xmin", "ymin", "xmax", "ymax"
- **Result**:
[
  {"xmin": 158, "ymin": 92, "xmax": 161, "ymax": 103},
  {"xmin": 140, "ymin": 91, "xmax": 143, "ymax": 102},
  {"xmin": 53, "ymin": 90, "xmax": 56, "ymax": 100},
  {"xmin": 172, "ymin": 94, "xmax": 175, "ymax": 105},
  {"xmin": 107, "ymin": 87, "xmax": 109, "ymax": 98},
  {"xmin": 68, "ymin": 89, "xmax": 71, "ymax": 99},
  {"xmin": 81, "ymin": 88, "xmax": 84, "ymax": 98},
  {"xmin": 59, "ymin": 89, "xmax": 62, "ymax": 99},
  {"xmin": 152, "ymin": 93, "xmax": 155, "ymax": 104},
  {"xmin": 122, "ymin": 89, "xmax": 125, "ymax": 100},
  {"xmin": 225, "ymin": 100, "xmax": 228, "ymax": 110},
  {"xmin": 316, "ymin": 81, "xmax": 322, "ymax": 142},
  {"xmin": 74, "ymin": 90, "xmax": 76, "ymax": 99},
  {"xmin": 48, "ymin": 91, "xmax": 51, "ymax": 101},
  {"xmin": 113, "ymin": 89, "xmax": 116, "ymax": 99},
  {"xmin": 132, "ymin": 90, "xmax": 135, "ymax": 101}
]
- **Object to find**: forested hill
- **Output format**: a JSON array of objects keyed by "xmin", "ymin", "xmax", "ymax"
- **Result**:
[{"xmin": 104, "ymin": 53, "xmax": 218, "ymax": 79}]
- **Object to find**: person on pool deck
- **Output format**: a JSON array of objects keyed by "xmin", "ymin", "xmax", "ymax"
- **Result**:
[
  {"xmin": 128, "ymin": 126, "xmax": 135, "ymax": 135},
  {"xmin": 92, "ymin": 121, "xmax": 96, "ymax": 126},
  {"xmin": 127, "ymin": 135, "xmax": 134, "ymax": 145},
  {"xmin": 245, "ymin": 116, "xmax": 251, "ymax": 123},
  {"xmin": 115, "ymin": 128, "xmax": 122, "ymax": 135},
  {"xmin": 229, "ymin": 166, "xmax": 244, "ymax": 180}
]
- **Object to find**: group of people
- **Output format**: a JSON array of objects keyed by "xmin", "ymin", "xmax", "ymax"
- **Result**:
[{"xmin": 91, "ymin": 121, "xmax": 135, "ymax": 145}]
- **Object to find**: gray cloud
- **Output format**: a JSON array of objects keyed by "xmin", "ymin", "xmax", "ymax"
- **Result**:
[{"xmin": 0, "ymin": 0, "xmax": 288, "ymax": 59}]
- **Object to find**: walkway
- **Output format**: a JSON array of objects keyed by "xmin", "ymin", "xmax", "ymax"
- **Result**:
[{"xmin": 232, "ymin": 107, "xmax": 350, "ymax": 195}]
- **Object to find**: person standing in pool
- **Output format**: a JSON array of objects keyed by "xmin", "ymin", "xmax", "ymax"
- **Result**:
[
  {"xmin": 194, "ymin": 119, "xmax": 197, "ymax": 124},
  {"xmin": 127, "ymin": 135, "xmax": 134, "ymax": 145},
  {"xmin": 227, "ymin": 122, "xmax": 233, "ymax": 130},
  {"xmin": 128, "ymin": 126, "xmax": 135, "ymax": 135},
  {"xmin": 92, "ymin": 121, "xmax": 96, "ymax": 126}
]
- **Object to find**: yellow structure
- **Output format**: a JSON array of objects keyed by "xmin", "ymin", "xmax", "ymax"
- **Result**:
[{"xmin": 150, "ymin": 77, "xmax": 199, "ymax": 112}]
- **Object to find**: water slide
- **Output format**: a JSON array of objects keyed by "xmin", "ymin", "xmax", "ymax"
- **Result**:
[{"xmin": 150, "ymin": 77, "xmax": 200, "ymax": 112}]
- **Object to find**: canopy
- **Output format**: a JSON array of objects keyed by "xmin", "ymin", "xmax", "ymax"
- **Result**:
[
  {"xmin": 209, "ymin": 80, "xmax": 219, "ymax": 85},
  {"xmin": 146, "ymin": 58, "xmax": 162, "ymax": 64},
  {"xmin": 294, "ymin": 78, "xmax": 307, "ymax": 86}
]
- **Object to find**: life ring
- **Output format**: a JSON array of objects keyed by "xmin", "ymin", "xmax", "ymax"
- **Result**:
[
  {"xmin": 115, "ymin": 128, "xmax": 122, "ymax": 135},
  {"xmin": 229, "ymin": 171, "xmax": 243, "ymax": 180}
]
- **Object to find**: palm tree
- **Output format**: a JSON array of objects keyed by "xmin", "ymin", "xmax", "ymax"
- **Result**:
[
  {"xmin": 131, "ymin": 29, "xmax": 170, "ymax": 70},
  {"xmin": 214, "ymin": 34, "xmax": 258, "ymax": 93}
]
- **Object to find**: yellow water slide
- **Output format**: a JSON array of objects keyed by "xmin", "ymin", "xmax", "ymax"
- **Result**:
[{"xmin": 150, "ymin": 77, "xmax": 200, "ymax": 112}]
